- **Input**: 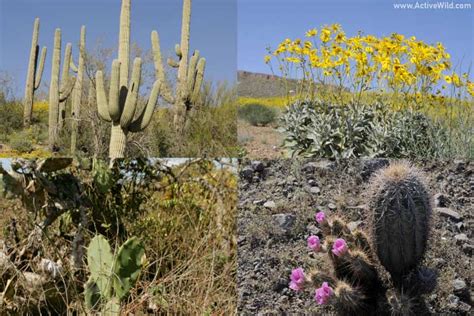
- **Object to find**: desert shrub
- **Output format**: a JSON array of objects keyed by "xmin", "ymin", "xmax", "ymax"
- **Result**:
[
  {"xmin": 238, "ymin": 103, "xmax": 277, "ymax": 126},
  {"xmin": 9, "ymin": 130, "xmax": 34, "ymax": 153},
  {"xmin": 0, "ymin": 102, "xmax": 23, "ymax": 141},
  {"xmin": 280, "ymin": 100, "xmax": 446, "ymax": 159}
]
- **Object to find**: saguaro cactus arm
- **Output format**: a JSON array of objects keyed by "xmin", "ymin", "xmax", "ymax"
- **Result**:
[
  {"xmin": 129, "ymin": 80, "xmax": 161, "ymax": 132},
  {"xmin": 151, "ymin": 31, "xmax": 174, "ymax": 104},
  {"xmin": 119, "ymin": 58, "xmax": 142, "ymax": 129},
  {"xmin": 34, "ymin": 47, "xmax": 47, "ymax": 89},
  {"xmin": 118, "ymin": 0, "xmax": 131, "ymax": 87}
]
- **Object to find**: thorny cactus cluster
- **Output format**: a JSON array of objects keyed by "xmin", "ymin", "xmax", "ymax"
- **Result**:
[
  {"xmin": 289, "ymin": 162, "xmax": 436, "ymax": 315},
  {"xmin": 84, "ymin": 235, "xmax": 145, "ymax": 313}
]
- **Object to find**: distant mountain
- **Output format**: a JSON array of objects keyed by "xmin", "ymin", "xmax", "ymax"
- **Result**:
[
  {"xmin": 237, "ymin": 70, "xmax": 345, "ymax": 98},
  {"xmin": 237, "ymin": 71, "xmax": 299, "ymax": 98}
]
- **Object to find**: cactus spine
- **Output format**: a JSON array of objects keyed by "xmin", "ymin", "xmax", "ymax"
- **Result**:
[
  {"xmin": 48, "ymin": 29, "xmax": 76, "ymax": 151},
  {"xmin": 23, "ymin": 18, "xmax": 47, "ymax": 127},
  {"xmin": 70, "ymin": 26, "xmax": 86, "ymax": 155},
  {"xmin": 368, "ymin": 162, "xmax": 432, "ymax": 286},
  {"xmin": 96, "ymin": 0, "xmax": 160, "ymax": 160},
  {"xmin": 151, "ymin": 0, "xmax": 206, "ymax": 134}
]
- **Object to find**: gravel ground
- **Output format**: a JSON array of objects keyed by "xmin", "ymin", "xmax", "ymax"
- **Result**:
[{"xmin": 237, "ymin": 159, "xmax": 473, "ymax": 315}]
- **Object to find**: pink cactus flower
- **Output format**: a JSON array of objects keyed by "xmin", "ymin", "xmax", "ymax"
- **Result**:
[
  {"xmin": 307, "ymin": 235, "xmax": 321, "ymax": 252},
  {"xmin": 314, "ymin": 282, "xmax": 333, "ymax": 305},
  {"xmin": 315, "ymin": 211, "xmax": 326, "ymax": 224},
  {"xmin": 332, "ymin": 238, "xmax": 348, "ymax": 257},
  {"xmin": 289, "ymin": 267, "xmax": 305, "ymax": 291}
]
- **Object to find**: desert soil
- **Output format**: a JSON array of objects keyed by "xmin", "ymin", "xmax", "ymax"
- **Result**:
[
  {"xmin": 238, "ymin": 120, "xmax": 285, "ymax": 159},
  {"xmin": 237, "ymin": 159, "xmax": 473, "ymax": 315}
]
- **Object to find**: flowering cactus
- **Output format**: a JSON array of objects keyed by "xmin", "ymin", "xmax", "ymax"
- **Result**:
[
  {"xmin": 289, "ymin": 163, "xmax": 436, "ymax": 315},
  {"xmin": 307, "ymin": 235, "xmax": 321, "ymax": 252},
  {"xmin": 289, "ymin": 267, "xmax": 305, "ymax": 291}
]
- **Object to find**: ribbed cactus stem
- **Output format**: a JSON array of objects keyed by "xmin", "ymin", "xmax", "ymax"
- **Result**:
[
  {"xmin": 369, "ymin": 162, "xmax": 432, "ymax": 286},
  {"xmin": 109, "ymin": 124, "xmax": 128, "ymax": 160},
  {"xmin": 23, "ymin": 17, "xmax": 47, "ymax": 127},
  {"xmin": 118, "ymin": 0, "xmax": 130, "ymax": 87},
  {"xmin": 58, "ymin": 43, "xmax": 73, "ymax": 129},
  {"xmin": 48, "ymin": 29, "xmax": 61, "ymax": 151},
  {"xmin": 71, "ymin": 26, "xmax": 86, "ymax": 155}
]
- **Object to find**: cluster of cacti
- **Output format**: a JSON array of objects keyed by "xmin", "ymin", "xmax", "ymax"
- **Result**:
[
  {"xmin": 289, "ymin": 162, "xmax": 436, "ymax": 315},
  {"xmin": 84, "ymin": 235, "xmax": 145, "ymax": 313},
  {"xmin": 23, "ymin": 18, "xmax": 47, "ymax": 128},
  {"xmin": 96, "ymin": 0, "xmax": 160, "ymax": 160},
  {"xmin": 151, "ymin": 0, "xmax": 206, "ymax": 134}
]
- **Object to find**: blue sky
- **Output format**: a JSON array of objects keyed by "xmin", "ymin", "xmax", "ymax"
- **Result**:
[
  {"xmin": 0, "ymin": 0, "xmax": 237, "ymax": 98},
  {"xmin": 239, "ymin": 0, "xmax": 473, "ymax": 76}
]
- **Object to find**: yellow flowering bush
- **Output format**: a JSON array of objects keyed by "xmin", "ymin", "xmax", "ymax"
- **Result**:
[
  {"xmin": 265, "ymin": 24, "xmax": 473, "ymax": 108},
  {"xmin": 34, "ymin": 100, "xmax": 49, "ymax": 112}
]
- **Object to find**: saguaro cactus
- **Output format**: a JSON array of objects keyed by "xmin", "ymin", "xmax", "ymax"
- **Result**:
[
  {"xmin": 23, "ymin": 18, "xmax": 47, "ymax": 127},
  {"xmin": 70, "ymin": 26, "xmax": 86, "ymax": 155},
  {"xmin": 151, "ymin": 0, "xmax": 206, "ymax": 134},
  {"xmin": 96, "ymin": 0, "xmax": 160, "ymax": 160},
  {"xmin": 48, "ymin": 29, "xmax": 76, "ymax": 151}
]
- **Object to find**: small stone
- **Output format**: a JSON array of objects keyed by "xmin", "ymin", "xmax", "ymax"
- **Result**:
[
  {"xmin": 310, "ymin": 187, "xmax": 320, "ymax": 194},
  {"xmin": 240, "ymin": 167, "xmax": 254, "ymax": 181},
  {"xmin": 328, "ymin": 203, "xmax": 337, "ymax": 210},
  {"xmin": 308, "ymin": 179, "xmax": 316, "ymax": 186},
  {"xmin": 273, "ymin": 279, "xmax": 288, "ymax": 292},
  {"xmin": 306, "ymin": 224, "xmax": 320, "ymax": 235},
  {"xmin": 462, "ymin": 243, "xmax": 474, "ymax": 255},
  {"xmin": 458, "ymin": 301, "xmax": 471, "ymax": 312},
  {"xmin": 253, "ymin": 200, "xmax": 264, "ymax": 205},
  {"xmin": 454, "ymin": 233, "xmax": 469, "ymax": 244},
  {"xmin": 452, "ymin": 279, "xmax": 466, "ymax": 292},
  {"xmin": 433, "ymin": 193, "xmax": 449, "ymax": 207},
  {"xmin": 436, "ymin": 207, "xmax": 462, "ymax": 221},
  {"xmin": 347, "ymin": 221, "xmax": 361, "ymax": 231},
  {"xmin": 251, "ymin": 161, "xmax": 265, "ymax": 172},
  {"xmin": 272, "ymin": 214, "xmax": 296, "ymax": 231},
  {"xmin": 264, "ymin": 201, "xmax": 277, "ymax": 209},
  {"xmin": 447, "ymin": 294, "xmax": 459, "ymax": 307}
]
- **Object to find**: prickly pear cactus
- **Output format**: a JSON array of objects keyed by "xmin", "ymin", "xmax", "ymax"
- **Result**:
[
  {"xmin": 113, "ymin": 237, "xmax": 145, "ymax": 300},
  {"xmin": 87, "ymin": 235, "xmax": 114, "ymax": 299},
  {"xmin": 368, "ymin": 162, "xmax": 432, "ymax": 285},
  {"xmin": 85, "ymin": 234, "xmax": 145, "ymax": 313}
]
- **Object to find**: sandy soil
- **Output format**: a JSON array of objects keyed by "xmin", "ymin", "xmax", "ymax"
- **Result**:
[{"xmin": 238, "ymin": 120, "xmax": 286, "ymax": 159}]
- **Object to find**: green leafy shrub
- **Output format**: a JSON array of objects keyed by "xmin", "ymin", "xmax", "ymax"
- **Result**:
[
  {"xmin": 280, "ymin": 100, "xmax": 446, "ymax": 159},
  {"xmin": 0, "ymin": 102, "xmax": 23, "ymax": 142},
  {"xmin": 9, "ymin": 131, "xmax": 34, "ymax": 153},
  {"xmin": 238, "ymin": 103, "xmax": 277, "ymax": 126}
]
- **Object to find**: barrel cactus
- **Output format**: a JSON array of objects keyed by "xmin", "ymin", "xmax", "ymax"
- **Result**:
[
  {"xmin": 368, "ymin": 161, "xmax": 432, "ymax": 286},
  {"xmin": 288, "ymin": 162, "xmax": 436, "ymax": 315},
  {"xmin": 84, "ymin": 235, "xmax": 145, "ymax": 313}
]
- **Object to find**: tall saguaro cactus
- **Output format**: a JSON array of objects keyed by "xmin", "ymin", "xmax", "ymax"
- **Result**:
[
  {"xmin": 96, "ymin": 0, "xmax": 160, "ymax": 160},
  {"xmin": 70, "ymin": 26, "xmax": 86, "ymax": 155},
  {"xmin": 151, "ymin": 0, "xmax": 206, "ymax": 134},
  {"xmin": 23, "ymin": 17, "xmax": 47, "ymax": 127},
  {"xmin": 48, "ymin": 29, "xmax": 76, "ymax": 151}
]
